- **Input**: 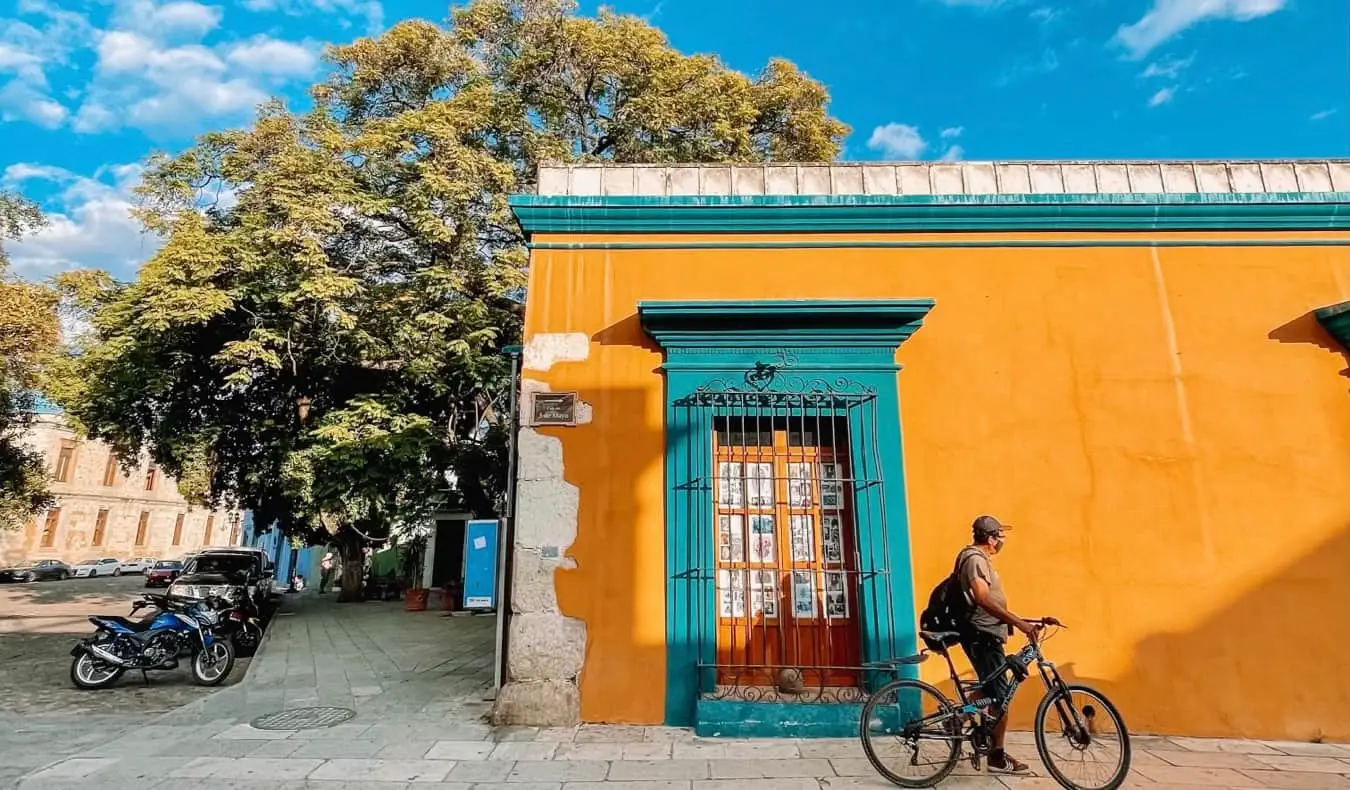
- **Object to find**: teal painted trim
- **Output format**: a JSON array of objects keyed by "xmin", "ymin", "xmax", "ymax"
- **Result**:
[
  {"xmin": 510, "ymin": 193, "xmax": 1350, "ymax": 235},
  {"xmin": 695, "ymin": 700, "xmax": 864, "ymax": 738},
  {"xmin": 1314, "ymin": 301, "xmax": 1350, "ymax": 353},
  {"xmin": 531, "ymin": 238, "xmax": 1350, "ymax": 251},
  {"xmin": 644, "ymin": 299, "xmax": 929, "ymax": 728}
]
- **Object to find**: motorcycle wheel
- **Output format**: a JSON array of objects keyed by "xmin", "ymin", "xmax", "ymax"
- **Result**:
[
  {"xmin": 70, "ymin": 652, "xmax": 124, "ymax": 689},
  {"xmin": 190, "ymin": 640, "xmax": 234, "ymax": 686},
  {"xmin": 231, "ymin": 628, "xmax": 260, "ymax": 658}
]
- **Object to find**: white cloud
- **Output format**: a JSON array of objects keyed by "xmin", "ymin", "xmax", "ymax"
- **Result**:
[
  {"xmin": 1140, "ymin": 53, "xmax": 1195, "ymax": 79},
  {"xmin": 0, "ymin": 79, "xmax": 66, "ymax": 127},
  {"xmin": 2, "ymin": 162, "xmax": 158, "ymax": 279},
  {"xmin": 1311, "ymin": 109, "xmax": 1336, "ymax": 121},
  {"xmin": 241, "ymin": 0, "xmax": 382, "ymax": 34},
  {"xmin": 0, "ymin": 2, "xmax": 93, "ymax": 128},
  {"xmin": 940, "ymin": 126, "xmax": 964, "ymax": 139},
  {"xmin": 109, "ymin": 0, "xmax": 223, "ymax": 40},
  {"xmin": 1115, "ymin": 0, "xmax": 1286, "ymax": 59},
  {"xmin": 868, "ymin": 123, "xmax": 927, "ymax": 160},
  {"xmin": 940, "ymin": 145, "xmax": 966, "ymax": 162},
  {"xmin": 225, "ymin": 36, "xmax": 319, "ymax": 77},
  {"xmin": 1149, "ymin": 86, "xmax": 1176, "ymax": 107}
]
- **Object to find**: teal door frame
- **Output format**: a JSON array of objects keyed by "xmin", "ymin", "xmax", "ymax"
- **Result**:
[{"xmin": 638, "ymin": 299, "xmax": 935, "ymax": 733}]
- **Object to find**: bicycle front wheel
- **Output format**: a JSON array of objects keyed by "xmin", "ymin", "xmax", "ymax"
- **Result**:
[
  {"xmin": 1034, "ymin": 683, "xmax": 1131, "ymax": 790},
  {"xmin": 859, "ymin": 679, "xmax": 962, "ymax": 788}
]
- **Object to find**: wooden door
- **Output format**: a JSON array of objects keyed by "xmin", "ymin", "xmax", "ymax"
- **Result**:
[{"xmin": 713, "ymin": 418, "xmax": 861, "ymax": 690}]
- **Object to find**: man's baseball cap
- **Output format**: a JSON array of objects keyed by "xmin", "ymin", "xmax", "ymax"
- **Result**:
[{"xmin": 972, "ymin": 515, "xmax": 1012, "ymax": 537}]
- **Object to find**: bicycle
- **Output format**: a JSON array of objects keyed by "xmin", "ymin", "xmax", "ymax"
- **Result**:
[{"xmin": 859, "ymin": 619, "xmax": 1131, "ymax": 790}]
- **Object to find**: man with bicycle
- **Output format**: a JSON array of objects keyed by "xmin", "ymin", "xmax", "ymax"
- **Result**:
[{"xmin": 957, "ymin": 514, "xmax": 1042, "ymax": 775}]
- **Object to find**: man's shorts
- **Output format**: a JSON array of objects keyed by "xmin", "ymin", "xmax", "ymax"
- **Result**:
[{"xmin": 960, "ymin": 632, "xmax": 1011, "ymax": 703}]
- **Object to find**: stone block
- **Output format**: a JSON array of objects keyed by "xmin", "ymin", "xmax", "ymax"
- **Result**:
[
  {"xmin": 516, "ymin": 428, "xmax": 565, "ymax": 483},
  {"xmin": 764, "ymin": 166, "xmax": 799, "ymax": 195},
  {"xmin": 1094, "ymin": 164, "xmax": 1129, "ymax": 193},
  {"xmin": 700, "ymin": 168, "xmax": 732, "ymax": 196},
  {"xmin": 1126, "ymin": 163, "xmax": 1164, "ymax": 193},
  {"xmin": 308, "ymin": 758, "xmax": 453, "ymax": 783},
  {"xmin": 895, "ymin": 164, "xmax": 930, "ymax": 195},
  {"xmin": 1029, "ymin": 164, "xmax": 1065, "ymax": 193},
  {"xmin": 514, "ymin": 477, "xmax": 579, "ymax": 551},
  {"xmin": 1195, "ymin": 164, "xmax": 1232, "ymax": 192},
  {"xmin": 829, "ymin": 165, "xmax": 863, "ymax": 195},
  {"xmin": 995, "ymin": 164, "xmax": 1030, "ymax": 193},
  {"xmin": 602, "ymin": 167, "xmax": 635, "ymax": 196},
  {"xmin": 571, "ymin": 168, "xmax": 602, "ymax": 196},
  {"xmin": 608, "ymin": 759, "xmax": 711, "ymax": 780},
  {"xmin": 1329, "ymin": 162, "xmax": 1350, "ymax": 192},
  {"xmin": 507, "ymin": 613, "xmax": 586, "ymax": 681},
  {"xmin": 635, "ymin": 167, "xmax": 668, "ymax": 197},
  {"xmin": 798, "ymin": 166, "xmax": 830, "ymax": 194},
  {"xmin": 732, "ymin": 167, "xmax": 766, "ymax": 195},
  {"xmin": 537, "ymin": 167, "xmax": 569, "ymax": 196},
  {"xmin": 706, "ymin": 759, "xmax": 834, "ymax": 779},
  {"xmin": 1061, "ymin": 164, "xmax": 1096, "ymax": 193},
  {"xmin": 1260, "ymin": 162, "xmax": 1299, "ymax": 191},
  {"xmin": 493, "ymin": 680, "xmax": 581, "ymax": 728},
  {"xmin": 511, "ymin": 549, "xmax": 561, "ymax": 614},
  {"xmin": 962, "ymin": 163, "xmax": 997, "ymax": 194},
  {"xmin": 861, "ymin": 166, "xmax": 897, "ymax": 195},
  {"xmin": 1160, "ymin": 163, "xmax": 1198, "ymax": 193},
  {"xmin": 1229, "ymin": 163, "xmax": 1264, "ymax": 192},
  {"xmin": 929, "ymin": 164, "xmax": 963, "ymax": 194},
  {"xmin": 668, "ymin": 167, "xmax": 700, "ymax": 195},
  {"xmin": 1295, "ymin": 163, "xmax": 1334, "ymax": 192}
]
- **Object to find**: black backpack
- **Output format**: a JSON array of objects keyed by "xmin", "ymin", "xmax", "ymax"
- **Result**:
[{"xmin": 918, "ymin": 547, "xmax": 984, "ymax": 650}]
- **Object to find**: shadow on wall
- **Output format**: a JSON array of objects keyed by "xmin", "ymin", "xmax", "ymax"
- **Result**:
[{"xmin": 515, "ymin": 312, "xmax": 670, "ymax": 724}]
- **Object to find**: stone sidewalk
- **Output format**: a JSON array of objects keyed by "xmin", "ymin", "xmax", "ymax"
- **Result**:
[{"xmin": 15, "ymin": 594, "xmax": 1350, "ymax": 789}]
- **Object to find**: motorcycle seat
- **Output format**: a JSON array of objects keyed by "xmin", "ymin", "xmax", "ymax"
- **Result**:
[{"xmin": 89, "ymin": 615, "xmax": 157, "ymax": 633}]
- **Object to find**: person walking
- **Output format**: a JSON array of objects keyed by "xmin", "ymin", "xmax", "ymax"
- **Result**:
[{"xmin": 318, "ymin": 550, "xmax": 336, "ymax": 593}]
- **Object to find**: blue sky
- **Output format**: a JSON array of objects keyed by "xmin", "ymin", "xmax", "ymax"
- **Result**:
[{"xmin": 0, "ymin": 0, "xmax": 1345, "ymax": 279}]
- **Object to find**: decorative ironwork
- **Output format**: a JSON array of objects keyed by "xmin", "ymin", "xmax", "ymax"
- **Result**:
[
  {"xmin": 692, "ymin": 350, "xmax": 877, "ymax": 400},
  {"xmin": 250, "ymin": 706, "xmax": 356, "ymax": 731}
]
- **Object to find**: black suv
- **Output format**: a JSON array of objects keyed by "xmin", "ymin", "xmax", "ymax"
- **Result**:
[{"xmin": 167, "ymin": 550, "xmax": 273, "ymax": 610}]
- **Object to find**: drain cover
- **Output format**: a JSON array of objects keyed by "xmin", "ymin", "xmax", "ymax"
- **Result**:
[{"xmin": 250, "ymin": 706, "xmax": 356, "ymax": 731}]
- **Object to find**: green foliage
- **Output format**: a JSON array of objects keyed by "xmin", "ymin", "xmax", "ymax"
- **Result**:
[
  {"xmin": 0, "ymin": 191, "xmax": 56, "ymax": 531},
  {"xmin": 53, "ymin": 0, "xmax": 845, "ymax": 564}
]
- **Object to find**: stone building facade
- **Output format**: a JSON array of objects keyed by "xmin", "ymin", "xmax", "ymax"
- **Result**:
[{"xmin": 0, "ymin": 409, "xmax": 244, "ymax": 566}]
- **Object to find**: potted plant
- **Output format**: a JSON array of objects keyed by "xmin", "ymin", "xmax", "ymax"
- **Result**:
[{"xmin": 399, "ymin": 534, "xmax": 429, "ymax": 611}]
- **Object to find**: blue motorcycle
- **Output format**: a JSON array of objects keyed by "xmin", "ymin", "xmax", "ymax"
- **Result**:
[{"xmin": 69, "ymin": 593, "xmax": 235, "ymax": 689}]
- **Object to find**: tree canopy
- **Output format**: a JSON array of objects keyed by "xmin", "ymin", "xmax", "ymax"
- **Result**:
[
  {"xmin": 0, "ymin": 192, "xmax": 57, "ymax": 531},
  {"xmin": 52, "ymin": 0, "xmax": 847, "ymax": 599}
]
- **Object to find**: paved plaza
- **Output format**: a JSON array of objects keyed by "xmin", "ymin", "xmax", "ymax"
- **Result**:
[{"xmin": 9, "ymin": 593, "xmax": 1350, "ymax": 789}]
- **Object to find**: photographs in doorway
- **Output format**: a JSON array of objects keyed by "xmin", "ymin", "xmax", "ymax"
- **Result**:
[
  {"xmin": 792, "ymin": 571, "xmax": 817, "ymax": 618},
  {"xmin": 787, "ymin": 462, "xmax": 814, "ymax": 507},
  {"xmin": 824, "ymin": 571, "xmax": 849, "ymax": 619},
  {"xmin": 749, "ymin": 515, "xmax": 776, "ymax": 563},
  {"xmin": 718, "ymin": 569, "xmax": 778, "ymax": 619},
  {"xmin": 746, "ymin": 462, "xmax": 774, "ymax": 508},
  {"xmin": 717, "ymin": 462, "xmax": 744, "ymax": 508},
  {"xmin": 820, "ymin": 463, "xmax": 843, "ymax": 510},
  {"xmin": 789, "ymin": 515, "xmax": 815, "ymax": 563},
  {"xmin": 717, "ymin": 515, "xmax": 745, "ymax": 563},
  {"xmin": 821, "ymin": 515, "xmax": 844, "ymax": 564}
]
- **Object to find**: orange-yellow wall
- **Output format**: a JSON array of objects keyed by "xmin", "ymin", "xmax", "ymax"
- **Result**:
[{"xmin": 524, "ymin": 231, "xmax": 1350, "ymax": 741}]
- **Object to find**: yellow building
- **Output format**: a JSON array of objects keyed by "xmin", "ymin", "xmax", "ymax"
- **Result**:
[
  {"xmin": 493, "ymin": 160, "xmax": 1350, "ymax": 742},
  {"xmin": 1, "ymin": 404, "xmax": 243, "ymax": 566}
]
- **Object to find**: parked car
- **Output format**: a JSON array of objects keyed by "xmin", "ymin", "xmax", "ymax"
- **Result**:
[
  {"xmin": 144, "ymin": 560, "xmax": 184, "ymax": 588},
  {"xmin": 0, "ymin": 559, "xmax": 71, "ymax": 583},
  {"xmin": 72, "ymin": 558, "xmax": 123, "ymax": 578},
  {"xmin": 169, "ymin": 550, "xmax": 273, "ymax": 611},
  {"xmin": 196, "ymin": 546, "xmax": 276, "ymax": 600},
  {"xmin": 120, "ymin": 557, "xmax": 157, "ymax": 574}
]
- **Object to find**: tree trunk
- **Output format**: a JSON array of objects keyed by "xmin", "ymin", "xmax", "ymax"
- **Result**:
[{"xmin": 335, "ymin": 527, "xmax": 365, "ymax": 603}]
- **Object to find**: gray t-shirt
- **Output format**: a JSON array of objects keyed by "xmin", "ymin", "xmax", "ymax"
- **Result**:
[{"xmin": 959, "ymin": 548, "xmax": 1010, "ymax": 642}]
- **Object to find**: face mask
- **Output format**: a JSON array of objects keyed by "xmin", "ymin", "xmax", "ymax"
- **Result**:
[{"xmin": 991, "ymin": 536, "xmax": 1005, "ymax": 554}]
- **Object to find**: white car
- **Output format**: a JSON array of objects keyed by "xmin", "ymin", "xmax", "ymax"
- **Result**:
[
  {"xmin": 119, "ymin": 557, "xmax": 157, "ymax": 574},
  {"xmin": 71, "ymin": 558, "xmax": 123, "ymax": 578}
]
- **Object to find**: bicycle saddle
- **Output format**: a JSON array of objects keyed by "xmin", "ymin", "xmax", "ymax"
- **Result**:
[{"xmin": 921, "ymin": 630, "xmax": 961, "ymax": 644}]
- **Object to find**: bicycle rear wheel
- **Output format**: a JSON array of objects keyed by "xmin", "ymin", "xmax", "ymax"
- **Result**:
[
  {"xmin": 1034, "ymin": 683, "xmax": 1131, "ymax": 790},
  {"xmin": 859, "ymin": 679, "xmax": 961, "ymax": 788}
]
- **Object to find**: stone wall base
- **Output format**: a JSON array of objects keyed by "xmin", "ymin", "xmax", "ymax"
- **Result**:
[{"xmin": 492, "ymin": 680, "xmax": 581, "ymax": 727}]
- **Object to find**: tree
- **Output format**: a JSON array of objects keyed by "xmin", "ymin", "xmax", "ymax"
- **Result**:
[
  {"xmin": 0, "ymin": 192, "xmax": 58, "ymax": 532},
  {"xmin": 53, "ymin": 0, "xmax": 847, "ymax": 601}
]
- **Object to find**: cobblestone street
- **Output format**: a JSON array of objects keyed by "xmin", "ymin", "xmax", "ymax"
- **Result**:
[{"xmin": 0, "ymin": 574, "xmax": 252, "ymax": 787}]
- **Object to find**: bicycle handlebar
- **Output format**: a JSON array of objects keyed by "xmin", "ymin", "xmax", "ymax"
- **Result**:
[{"xmin": 1027, "ymin": 617, "xmax": 1067, "ymax": 628}]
